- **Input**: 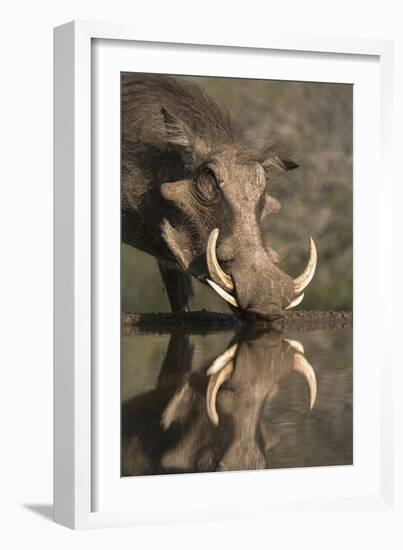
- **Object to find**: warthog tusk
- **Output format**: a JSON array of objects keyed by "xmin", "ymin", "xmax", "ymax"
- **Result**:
[
  {"xmin": 294, "ymin": 352, "xmax": 317, "ymax": 410},
  {"xmin": 206, "ymin": 228, "xmax": 234, "ymax": 291},
  {"xmin": 206, "ymin": 360, "xmax": 234, "ymax": 426},
  {"xmin": 283, "ymin": 338, "xmax": 305, "ymax": 354},
  {"xmin": 207, "ymin": 343, "xmax": 238, "ymax": 375},
  {"xmin": 293, "ymin": 237, "xmax": 318, "ymax": 295},
  {"xmin": 285, "ymin": 293, "xmax": 304, "ymax": 310},
  {"xmin": 207, "ymin": 279, "xmax": 239, "ymax": 308}
]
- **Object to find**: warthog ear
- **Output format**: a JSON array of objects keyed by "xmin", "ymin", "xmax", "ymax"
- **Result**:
[
  {"xmin": 162, "ymin": 107, "xmax": 193, "ymax": 163},
  {"xmin": 262, "ymin": 155, "xmax": 298, "ymax": 178}
]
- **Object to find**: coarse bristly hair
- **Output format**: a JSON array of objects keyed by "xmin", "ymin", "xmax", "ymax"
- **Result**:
[
  {"xmin": 121, "ymin": 74, "xmax": 297, "ymax": 173},
  {"xmin": 122, "ymin": 73, "xmax": 237, "ymax": 147}
]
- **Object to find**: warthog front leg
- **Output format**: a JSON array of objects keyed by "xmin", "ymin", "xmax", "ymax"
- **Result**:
[{"xmin": 158, "ymin": 260, "xmax": 194, "ymax": 312}]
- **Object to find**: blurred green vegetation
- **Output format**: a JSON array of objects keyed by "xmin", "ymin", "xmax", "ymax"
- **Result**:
[{"xmin": 122, "ymin": 76, "xmax": 352, "ymax": 313}]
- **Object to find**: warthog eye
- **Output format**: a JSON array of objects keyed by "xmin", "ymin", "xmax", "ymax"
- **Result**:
[
  {"xmin": 196, "ymin": 166, "xmax": 220, "ymax": 203},
  {"xmin": 203, "ymin": 166, "xmax": 217, "ymax": 183}
]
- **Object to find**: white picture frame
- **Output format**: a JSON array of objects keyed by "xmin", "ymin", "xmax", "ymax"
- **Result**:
[{"xmin": 54, "ymin": 20, "xmax": 398, "ymax": 530}]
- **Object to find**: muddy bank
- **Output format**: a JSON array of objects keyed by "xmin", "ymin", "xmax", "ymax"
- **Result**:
[
  {"xmin": 123, "ymin": 310, "xmax": 352, "ymax": 335},
  {"xmin": 271, "ymin": 310, "xmax": 352, "ymax": 332}
]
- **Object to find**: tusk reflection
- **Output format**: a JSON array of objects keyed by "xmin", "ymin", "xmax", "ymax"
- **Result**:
[
  {"xmin": 283, "ymin": 338, "xmax": 305, "ymax": 354},
  {"xmin": 293, "ymin": 351, "xmax": 317, "ymax": 410},
  {"xmin": 206, "ymin": 360, "xmax": 234, "ymax": 426},
  {"xmin": 207, "ymin": 343, "xmax": 238, "ymax": 375}
]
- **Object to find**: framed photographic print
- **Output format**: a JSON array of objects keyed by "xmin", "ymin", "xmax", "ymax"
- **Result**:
[{"xmin": 54, "ymin": 21, "xmax": 397, "ymax": 530}]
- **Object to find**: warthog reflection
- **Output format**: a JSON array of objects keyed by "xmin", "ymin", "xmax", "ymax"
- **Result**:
[{"xmin": 122, "ymin": 330, "xmax": 317, "ymax": 476}]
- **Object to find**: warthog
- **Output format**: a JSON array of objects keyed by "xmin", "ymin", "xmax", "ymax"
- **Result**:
[
  {"xmin": 122, "ymin": 74, "xmax": 317, "ymax": 320},
  {"xmin": 121, "ymin": 330, "xmax": 317, "ymax": 475}
]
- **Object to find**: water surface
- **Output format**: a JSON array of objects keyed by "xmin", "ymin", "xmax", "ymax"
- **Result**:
[{"xmin": 121, "ymin": 328, "xmax": 352, "ymax": 476}]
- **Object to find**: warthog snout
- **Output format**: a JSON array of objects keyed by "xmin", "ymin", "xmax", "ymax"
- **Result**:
[{"xmin": 206, "ymin": 228, "xmax": 317, "ymax": 321}]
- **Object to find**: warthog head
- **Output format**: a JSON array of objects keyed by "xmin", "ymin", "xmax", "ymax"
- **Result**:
[{"xmin": 159, "ymin": 101, "xmax": 317, "ymax": 320}]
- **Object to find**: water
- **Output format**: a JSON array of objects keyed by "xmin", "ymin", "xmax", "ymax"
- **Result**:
[{"xmin": 121, "ymin": 328, "xmax": 352, "ymax": 476}]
